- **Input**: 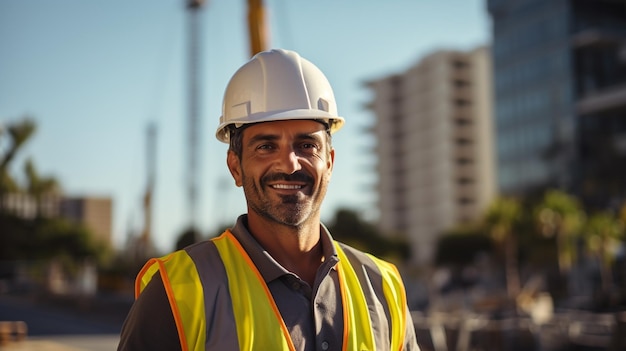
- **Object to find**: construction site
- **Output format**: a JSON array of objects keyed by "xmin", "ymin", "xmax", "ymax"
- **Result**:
[{"xmin": 2, "ymin": 0, "xmax": 626, "ymax": 350}]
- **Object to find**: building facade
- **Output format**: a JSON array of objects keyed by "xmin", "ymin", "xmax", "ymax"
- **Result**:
[
  {"xmin": 366, "ymin": 47, "xmax": 495, "ymax": 265},
  {"xmin": 487, "ymin": 0, "xmax": 626, "ymax": 209},
  {"xmin": 60, "ymin": 197, "xmax": 113, "ymax": 246},
  {"xmin": 1, "ymin": 193, "xmax": 113, "ymax": 246}
]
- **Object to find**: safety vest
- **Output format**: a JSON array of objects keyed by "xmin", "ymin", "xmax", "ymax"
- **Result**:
[{"xmin": 136, "ymin": 230, "xmax": 408, "ymax": 351}]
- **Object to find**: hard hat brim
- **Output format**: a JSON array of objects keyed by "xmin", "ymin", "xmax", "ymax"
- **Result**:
[{"xmin": 215, "ymin": 109, "xmax": 344, "ymax": 143}]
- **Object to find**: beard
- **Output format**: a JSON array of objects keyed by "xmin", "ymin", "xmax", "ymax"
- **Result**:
[{"xmin": 241, "ymin": 170, "xmax": 328, "ymax": 228}]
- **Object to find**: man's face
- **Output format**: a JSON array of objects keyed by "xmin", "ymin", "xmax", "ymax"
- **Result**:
[{"xmin": 227, "ymin": 120, "xmax": 334, "ymax": 228}]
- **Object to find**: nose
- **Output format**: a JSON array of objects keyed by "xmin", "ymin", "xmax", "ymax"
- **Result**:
[{"xmin": 275, "ymin": 147, "xmax": 302, "ymax": 174}]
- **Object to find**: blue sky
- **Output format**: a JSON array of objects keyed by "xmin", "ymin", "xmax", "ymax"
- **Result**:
[{"xmin": 0, "ymin": 0, "xmax": 489, "ymax": 253}]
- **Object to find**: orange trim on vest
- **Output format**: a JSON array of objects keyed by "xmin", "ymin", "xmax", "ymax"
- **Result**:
[
  {"xmin": 135, "ymin": 255, "xmax": 190, "ymax": 351},
  {"xmin": 157, "ymin": 256, "xmax": 189, "ymax": 351},
  {"xmin": 134, "ymin": 258, "xmax": 156, "ymax": 299}
]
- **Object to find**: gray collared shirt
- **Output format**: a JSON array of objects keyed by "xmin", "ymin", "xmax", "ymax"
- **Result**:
[{"xmin": 118, "ymin": 215, "xmax": 420, "ymax": 351}]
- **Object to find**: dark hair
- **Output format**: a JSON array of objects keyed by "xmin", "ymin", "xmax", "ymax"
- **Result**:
[
  {"xmin": 227, "ymin": 120, "xmax": 333, "ymax": 158},
  {"xmin": 227, "ymin": 124, "xmax": 247, "ymax": 158}
]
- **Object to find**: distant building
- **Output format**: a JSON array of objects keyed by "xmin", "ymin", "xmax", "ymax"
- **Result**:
[
  {"xmin": 1, "ymin": 193, "xmax": 113, "ymax": 246},
  {"xmin": 0, "ymin": 193, "xmax": 60, "ymax": 219},
  {"xmin": 365, "ymin": 47, "xmax": 495, "ymax": 265},
  {"xmin": 487, "ymin": 0, "xmax": 626, "ymax": 209},
  {"xmin": 60, "ymin": 197, "xmax": 113, "ymax": 246}
]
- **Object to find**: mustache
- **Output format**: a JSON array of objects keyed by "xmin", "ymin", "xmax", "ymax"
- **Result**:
[{"xmin": 262, "ymin": 171, "xmax": 313, "ymax": 184}]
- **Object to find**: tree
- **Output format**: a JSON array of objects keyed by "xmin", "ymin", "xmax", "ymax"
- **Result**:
[
  {"xmin": 0, "ymin": 117, "xmax": 112, "ymax": 290},
  {"xmin": 0, "ymin": 214, "xmax": 109, "ymax": 280},
  {"xmin": 0, "ymin": 118, "xmax": 37, "ymax": 196},
  {"xmin": 535, "ymin": 190, "xmax": 585, "ymax": 276},
  {"xmin": 483, "ymin": 196, "xmax": 523, "ymax": 299},
  {"xmin": 175, "ymin": 227, "xmax": 201, "ymax": 251},
  {"xmin": 24, "ymin": 158, "xmax": 61, "ymax": 216},
  {"xmin": 435, "ymin": 223, "xmax": 492, "ymax": 267},
  {"xmin": 583, "ymin": 211, "xmax": 624, "ymax": 295},
  {"xmin": 36, "ymin": 217, "xmax": 107, "ymax": 262},
  {"xmin": 327, "ymin": 208, "xmax": 410, "ymax": 262}
]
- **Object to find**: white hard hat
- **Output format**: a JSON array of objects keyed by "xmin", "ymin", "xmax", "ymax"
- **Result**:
[{"xmin": 215, "ymin": 49, "xmax": 344, "ymax": 143}]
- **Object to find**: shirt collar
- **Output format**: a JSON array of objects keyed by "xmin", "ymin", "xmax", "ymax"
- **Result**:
[{"xmin": 229, "ymin": 214, "xmax": 339, "ymax": 284}]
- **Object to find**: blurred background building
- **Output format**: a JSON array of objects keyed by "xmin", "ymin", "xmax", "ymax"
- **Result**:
[
  {"xmin": 366, "ymin": 47, "xmax": 496, "ymax": 265},
  {"xmin": 1, "ymin": 194, "xmax": 113, "ymax": 246},
  {"xmin": 487, "ymin": 0, "xmax": 626, "ymax": 210},
  {"xmin": 2, "ymin": 0, "xmax": 626, "ymax": 349},
  {"xmin": 60, "ymin": 197, "xmax": 113, "ymax": 246},
  {"xmin": 367, "ymin": 0, "xmax": 626, "ymax": 266}
]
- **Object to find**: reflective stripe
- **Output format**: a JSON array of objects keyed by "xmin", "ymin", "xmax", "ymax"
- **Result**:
[
  {"xmin": 136, "ymin": 252, "xmax": 206, "ymax": 351},
  {"xmin": 334, "ymin": 241, "xmax": 375, "ymax": 351},
  {"xmin": 213, "ymin": 231, "xmax": 295, "ymax": 351},
  {"xmin": 367, "ymin": 254, "xmax": 407, "ymax": 351}
]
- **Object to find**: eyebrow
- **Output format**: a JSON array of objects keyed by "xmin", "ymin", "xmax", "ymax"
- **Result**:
[
  {"xmin": 246, "ymin": 131, "xmax": 323, "ymax": 148},
  {"xmin": 246, "ymin": 133, "xmax": 279, "ymax": 148}
]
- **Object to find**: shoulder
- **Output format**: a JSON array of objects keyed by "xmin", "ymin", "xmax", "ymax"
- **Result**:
[
  {"xmin": 142, "ymin": 240, "xmax": 226, "ymax": 281},
  {"xmin": 184, "ymin": 239, "xmax": 222, "ymax": 264},
  {"xmin": 138, "ymin": 240, "xmax": 229, "ymax": 299},
  {"xmin": 334, "ymin": 241, "xmax": 406, "ymax": 295},
  {"xmin": 184, "ymin": 239, "xmax": 229, "ymax": 287},
  {"xmin": 335, "ymin": 241, "xmax": 397, "ymax": 272}
]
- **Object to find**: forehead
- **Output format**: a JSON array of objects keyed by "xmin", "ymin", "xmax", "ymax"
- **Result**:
[{"xmin": 242, "ymin": 120, "xmax": 326, "ymax": 141}]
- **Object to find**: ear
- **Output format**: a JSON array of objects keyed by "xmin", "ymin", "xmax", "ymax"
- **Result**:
[
  {"xmin": 227, "ymin": 150, "xmax": 243, "ymax": 187},
  {"xmin": 327, "ymin": 148, "xmax": 335, "ymax": 174}
]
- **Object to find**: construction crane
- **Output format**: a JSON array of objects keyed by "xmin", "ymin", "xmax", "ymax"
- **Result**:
[
  {"xmin": 186, "ymin": 0, "xmax": 205, "ymax": 231},
  {"xmin": 247, "ymin": 0, "xmax": 269, "ymax": 57},
  {"xmin": 180, "ymin": 0, "xmax": 265, "ymax": 241}
]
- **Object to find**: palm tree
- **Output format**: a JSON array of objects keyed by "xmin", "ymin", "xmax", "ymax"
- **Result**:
[
  {"xmin": 24, "ymin": 158, "xmax": 61, "ymax": 217},
  {"xmin": 583, "ymin": 211, "xmax": 624, "ymax": 295},
  {"xmin": 484, "ymin": 196, "xmax": 523, "ymax": 299},
  {"xmin": 0, "ymin": 118, "xmax": 37, "ymax": 209},
  {"xmin": 534, "ymin": 190, "xmax": 585, "ymax": 277},
  {"xmin": 0, "ymin": 118, "xmax": 36, "ymax": 176}
]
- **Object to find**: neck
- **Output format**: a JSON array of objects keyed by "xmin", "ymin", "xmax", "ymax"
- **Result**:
[{"xmin": 247, "ymin": 213, "xmax": 323, "ymax": 286}]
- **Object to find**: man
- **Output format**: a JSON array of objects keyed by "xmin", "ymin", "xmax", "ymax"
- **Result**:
[{"xmin": 118, "ymin": 49, "xmax": 420, "ymax": 351}]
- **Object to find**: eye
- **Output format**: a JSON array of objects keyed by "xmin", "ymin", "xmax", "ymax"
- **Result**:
[
  {"xmin": 254, "ymin": 143, "xmax": 276, "ymax": 153},
  {"xmin": 298, "ymin": 142, "xmax": 321, "ymax": 153}
]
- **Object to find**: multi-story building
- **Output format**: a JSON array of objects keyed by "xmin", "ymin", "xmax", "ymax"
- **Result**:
[
  {"xmin": 487, "ymin": 0, "xmax": 626, "ymax": 209},
  {"xmin": 365, "ymin": 47, "xmax": 495, "ymax": 265},
  {"xmin": 1, "ymin": 193, "xmax": 113, "ymax": 246},
  {"xmin": 60, "ymin": 197, "xmax": 113, "ymax": 246}
]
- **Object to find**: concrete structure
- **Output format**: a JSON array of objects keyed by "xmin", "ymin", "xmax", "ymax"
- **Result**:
[
  {"xmin": 1, "ymin": 194, "xmax": 113, "ymax": 246},
  {"xmin": 60, "ymin": 197, "xmax": 113, "ymax": 246},
  {"xmin": 365, "ymin": 47, "xmax": 495, "ymax": 265},
  {"xmin": 487, "ymin": 0, "xmax": 626, "ymax": 210}
]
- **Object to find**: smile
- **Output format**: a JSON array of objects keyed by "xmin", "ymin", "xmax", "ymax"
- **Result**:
[{"xmin": 271, "ymin": 184, "xmax": 304, "ymax": 190}]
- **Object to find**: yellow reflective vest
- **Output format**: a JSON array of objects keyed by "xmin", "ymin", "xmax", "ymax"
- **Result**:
[{"xmin": 136, "ymin": 230, "xmax": 408, "ymax": 351}]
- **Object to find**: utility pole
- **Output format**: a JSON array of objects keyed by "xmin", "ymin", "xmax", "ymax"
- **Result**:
[{"xmin": 186, "ymin": 0, "xmax": 205, "ymax": 231}]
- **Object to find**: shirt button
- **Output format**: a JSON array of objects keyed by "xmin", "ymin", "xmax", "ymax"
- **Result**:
[{"xmin": 321, "ymin": 341, "xmax": 329, "ymax": 350}]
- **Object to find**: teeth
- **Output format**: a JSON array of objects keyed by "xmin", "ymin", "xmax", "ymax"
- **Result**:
[{"xmin": 272, "ymin": 184, "xmax": 303, "ymax": 190}]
